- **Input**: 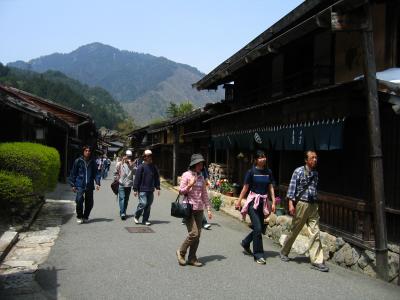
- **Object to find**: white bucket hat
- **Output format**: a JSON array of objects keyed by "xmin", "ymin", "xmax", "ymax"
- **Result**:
[{"xmin": 144, "ymin": 149, "xmax": 152, "ymax": 156}]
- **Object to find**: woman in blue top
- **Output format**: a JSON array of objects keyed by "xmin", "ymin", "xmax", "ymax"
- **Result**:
[{"xmin": 235, "ymin": 150, "xmax": 276, "ymax": 264}]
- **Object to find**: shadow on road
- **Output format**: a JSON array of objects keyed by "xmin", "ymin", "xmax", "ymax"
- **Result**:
[
  {"xmin": 61, "ymin": 214, "xmax": 74, "ymax": 225},
  {"xmin": 148, "ymin": 220, "xmax": 170, "ymax": 225},
  {"xmin": 87, "ymin": 218, "xmax": 114, "ymax": 223},
  {"xmin": 264, "ymin": 250, "xmax": 279, "ymax": 258},
  {"xmin": 200, "ymin": 254, "xmax": 227, "ymax": 265},
  {"xmin": 35, "ymin": 266, "xmax": 63, "ymax": 299},
  {"xmin": 291, "ymin": 256, "xmax": 310, "ymax": 264}
]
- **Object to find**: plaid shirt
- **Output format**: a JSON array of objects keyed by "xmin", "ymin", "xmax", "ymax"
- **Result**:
[
  {"xmin": 287, "ymin": 166, "xmax": 318, "ymax": 202},
  {"xmin": 179, "ymin": 170, "xmax": 211, "ymax": 211}
]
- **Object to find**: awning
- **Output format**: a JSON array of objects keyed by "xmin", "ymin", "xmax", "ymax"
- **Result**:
[{"xmin": 212, "ymin": 118, "xmax": 345, "ymax": 151}]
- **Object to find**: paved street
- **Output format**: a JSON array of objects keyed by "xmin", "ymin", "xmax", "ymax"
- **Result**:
[{"xmin": 1, "ymin": 175, "xmax": 399, "ymax": 300}]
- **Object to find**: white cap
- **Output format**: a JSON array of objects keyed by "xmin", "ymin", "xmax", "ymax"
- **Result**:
[
  {"xmin": 125, "ymin": 150, "xmax": 133, "ymax": 156},
  {"xmin": 144, "ymin": 149, "xmax": 152, "ymax": 156}
]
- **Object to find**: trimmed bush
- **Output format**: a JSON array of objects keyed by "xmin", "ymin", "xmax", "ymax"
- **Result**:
[
  {"xmin": 0, "ymin": 170, "xmax": 36, "ymax": 209},
  {"xmin": 0, "ymin": 142, "xmax": 60, "ymax": 196}
]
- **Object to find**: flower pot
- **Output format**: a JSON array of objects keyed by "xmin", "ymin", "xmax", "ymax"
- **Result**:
[{"xmin": 225, "ymin": 191, "xmax": 234, "ymax": 197}]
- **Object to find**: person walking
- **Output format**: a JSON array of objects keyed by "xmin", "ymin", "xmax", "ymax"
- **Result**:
[
  {"xmin": 181, "ymin": 165, "xmax": 211, "ymax": 229},
  {"xmin": 69, "ymin": 145, "xmax": 101, "ymax": 224},
  {"xmin": 279, "ymin": 150, "xmax": 329, "ymax": 272},
  {"xmin": 117, "ymin": 150, "xmax": 134, "ymax": 220},
  {"xmin": 235, "ymin": 150, "xmax": 276, "ymax": 265},
  {"xmin": 132, "ymin": 150, "xmax": 160, "ymax": 225},
  {"xmin": 103, "ymin": 155, "xmax": 111, "ymax": 178},
  {"xmin": 176, "ymin": 154, "xmax": 212, "ymax": 267}
]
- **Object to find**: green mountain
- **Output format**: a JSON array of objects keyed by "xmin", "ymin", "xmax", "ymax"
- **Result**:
[
  {"xmin": 8, "ymin": 42, "xmax": 223, "ymax": 124},
  {"xmin": 0, "ymin": 64, "xmax": 127, "ymax": 129}
]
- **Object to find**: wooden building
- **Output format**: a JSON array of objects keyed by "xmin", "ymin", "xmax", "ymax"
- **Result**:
[
  {"xmin": 128, "ymin": 106, "xmax": 221, "ymax": 184},
  {"xmin": 0, "ymin": 84, "xmax": 97, "ymax": 181},
  {"xmin": 194, "ymin": 0, "xmax": 400, "ymax": 277}
]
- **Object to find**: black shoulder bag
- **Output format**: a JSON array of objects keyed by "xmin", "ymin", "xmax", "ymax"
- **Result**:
[{"xmin": 171, "ymin": 194, "xmax": 192, "ymax": 219}]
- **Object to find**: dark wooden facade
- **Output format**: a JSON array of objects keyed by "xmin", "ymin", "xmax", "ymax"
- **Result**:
[
  {"xmin": 128, "ymin": 109, "xmax": 216, "ymax": 184},
  {"xmin": 194, "ymin": 0, "xmax": 400, "ymax": 252},
  {"xmin": 0, "ymin": 85, "xmax": 97, "ymax": 181}
]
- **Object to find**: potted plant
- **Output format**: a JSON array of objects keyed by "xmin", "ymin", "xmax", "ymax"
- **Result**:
[
  {"xmin": 274, "ymin": 196, "xmax": 285, "ymax": 216},
  {"xmin": 220, "ymin": 180, "xmax": 234, "ymax": 196},
  {"xmin": 211, "ymin": 195, "xmax": 223, "ymax": 211}
]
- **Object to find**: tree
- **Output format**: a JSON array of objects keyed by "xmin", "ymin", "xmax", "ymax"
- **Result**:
[
  {"xmin": 117, "ymin": 117, "xmax": 136, "ymax": 136},
  {"xmin": 166, "ymin": 102, "xmax": 178, "ymax": 118},
  {"xmin": 0, "ymin": 63, "xmax": 9, "ymax": 77},
  {"xmin": 166, "ymin": 101, "xmax": 194, "ymax": 118}
]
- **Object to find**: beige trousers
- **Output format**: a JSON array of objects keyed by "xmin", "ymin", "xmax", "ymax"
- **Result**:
[
  {"xmin": 281, "ymin": 201, "xmax": 324, "ymax": 264},
  {"xmin": 179, "ymin": 211, "xmax": 203, "ymax": 262}
]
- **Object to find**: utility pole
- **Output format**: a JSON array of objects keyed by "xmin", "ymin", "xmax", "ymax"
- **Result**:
[{"xmin": 361, "ymin": 2, "xmax": 388, "ymax": 281}]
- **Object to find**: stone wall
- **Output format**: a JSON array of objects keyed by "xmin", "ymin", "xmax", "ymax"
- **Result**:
[
  {"xmin": 266, "ymin": 214, "xmax": 399, "ymax": 284},
  {"xmin": 206, "ymin": 190, "xmax": 399, "ymax": 284}
]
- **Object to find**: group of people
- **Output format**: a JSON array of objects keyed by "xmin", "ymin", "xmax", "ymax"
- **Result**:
[
  {"xmin": 115, "ymin": 149, "xmax": 160, "ymax": 225},
  {"xmin": 96, "ymin": 155, "xmax": 111, "ymax": 179},
  {"xmin": 68, "ymin": 145, "xmax": 329, "ymax": 272}
]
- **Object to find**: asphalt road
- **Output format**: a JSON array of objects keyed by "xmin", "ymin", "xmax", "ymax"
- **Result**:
[{"xmin": 35, "ymin": 176, "xmax": 399, "ymax": 300}]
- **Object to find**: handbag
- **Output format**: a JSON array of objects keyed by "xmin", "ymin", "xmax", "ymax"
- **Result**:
[
  {"xmin": 171, "ymin": 194, "xmax": 192, "ymax": 218},
  {"xmin": 111, "ymin": 179, "xmax": 119, "ymax": 195},
  {"xmin": 111, "ymin": 163, "xmax": 122, "ymax": 195}
]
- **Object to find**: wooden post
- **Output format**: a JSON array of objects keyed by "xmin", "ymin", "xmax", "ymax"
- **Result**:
[
  {"xmin": 226, "ymin": 148, "xmax": 230, "ymax": 181},
  {"xmin": 361, "ymin": 3, "xmax": 388, "ymax": 281},
  {"xmin": 172, "ymin": 125, "xmax": 179, "ymax": 186},
  {"xmin": 64, "ymin": 131, "xmax": 69, "ymax": 183}
]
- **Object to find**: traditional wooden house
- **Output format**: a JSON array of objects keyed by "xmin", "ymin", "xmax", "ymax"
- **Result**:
[
  {"xmin": 128, "ymin": 106, "xmax": 221, "ymax": 183},
  {"xmin": 107, "ymin": 141, "xmax": 125, "ymax": 157},
  {"xmin": 194, "ymin": 0, "xmax": 399, "ymax": 277},
  {"xmin": 0, "ymin": 84, "xmax": 97, "ymax": 181}
]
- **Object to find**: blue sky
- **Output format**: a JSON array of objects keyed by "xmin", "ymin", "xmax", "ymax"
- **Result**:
[{"xmin": 0, "ymin": 0, "xmax": 303, "ymax": 74}]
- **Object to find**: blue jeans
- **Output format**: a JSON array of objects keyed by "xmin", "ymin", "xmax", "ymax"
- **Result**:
[
  {"xmin": 75, "ymin": 188, "xmax": 94, "ymax": 219},
  {"xmin": 134, "ymin": 192, "xmax": 154, "ymax": 223},
  {"xmin": 242, "ymin": 201, "xmax": 265, "ymax": 259},
  {"xmin": 118, "ymin": 186, "xmax": 131, "ymax": 216}
]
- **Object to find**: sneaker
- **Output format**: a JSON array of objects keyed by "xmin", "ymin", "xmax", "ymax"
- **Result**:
[
  {"xmin": 121, "ymin": 214, "xmax": 126, "ymax": 220},
  {"xmin": 240, "ymin": 242, "xmax": 253, "ymax": 256},
  {"xmin": 83, "ymin": 218, "xmax": 89, "ymax": 223},
  {"xmin": 188, "ymin": 260, "xmax": 203, "ymax": 267},
  {"xmin": 144, "ymin": 221, "xmax": 151, "ymax": 226},
  {"xmin": 133, "ymin": 217, "xmax": 139, "ymax": 224},
  {"xmin": 181, "ymin": 221, "xmax": 186, "ymax": 225},
  {"xmin": 77, "ymin": 218, "xmax": 83, "ymax": 224},
  {"xmin": 176, "ymin": 250, "xmax": 186, "ymax": 266},
  {"xmin": 311, "ymin": 263, "xmax": 329, "ymax": 272},
  {"xmin": 203, "ymin": 223, "xmax": 211, "ymax": 230},
  {"xmin": 255, "ymin": 257, "xmax": 266, "ymax": 265},
  {"xmin": 279, "ymin": 252, "xmax": 290, "ymax": 262}
]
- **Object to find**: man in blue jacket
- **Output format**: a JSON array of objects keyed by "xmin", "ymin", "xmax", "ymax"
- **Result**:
[
  {"xmin": 133, "ymin": 149, "xmax": 160, "ymax": 226},
  {"xmin": 69, "ymin": 145, "xmax": 101, "ymax": 224}
]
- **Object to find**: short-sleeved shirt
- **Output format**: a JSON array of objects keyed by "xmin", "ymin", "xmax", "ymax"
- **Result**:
[{"xmin": 244, "ymin": 167, "xmax": 274, "ymax": 195}]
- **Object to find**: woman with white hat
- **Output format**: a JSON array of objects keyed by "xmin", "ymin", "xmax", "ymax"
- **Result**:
[
  {"xmin": 116, "ymin": 150, "xmax": 135, "ymax": 220},
  {"xmin": 176, "ymin": 153, "xmax": 212, "ymax": 267}
]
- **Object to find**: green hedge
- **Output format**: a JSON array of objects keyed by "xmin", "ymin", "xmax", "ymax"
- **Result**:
[
  {"xmin": 0, "ymin": 170, "xmax": 36, "ymax": 209},
  {"xmin": 0, "ymin": 142, "xmax": 60, "ymax": 196}
]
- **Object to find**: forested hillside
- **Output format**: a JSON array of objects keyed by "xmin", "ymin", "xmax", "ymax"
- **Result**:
[
  {"xmin": 0, "ymin": 64, "xmax": 127, "ymax": 129},
  {"xmin": 9, "ymin": 43, "xmax": 223, "ymax": 124}
]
